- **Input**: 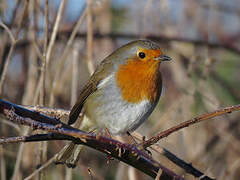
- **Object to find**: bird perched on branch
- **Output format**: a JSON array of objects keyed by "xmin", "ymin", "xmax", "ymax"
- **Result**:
[{"xmin": 56, "ymin": 39, "xmax": 171, "ymax": 167}]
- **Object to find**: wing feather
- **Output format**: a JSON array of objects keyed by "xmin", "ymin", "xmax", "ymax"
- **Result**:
[
  {"xmin": 68, "ymin": 82, "xmax": 96, "ymax": 125},
  {"xmin": 68, "ymin": 59, "xmax": 113, "ymax": 125}
]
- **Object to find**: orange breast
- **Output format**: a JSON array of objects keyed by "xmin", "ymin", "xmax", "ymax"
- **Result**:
[{"xmin": 116, "ymin": 58, "xmax": 162, "ymax": 103}]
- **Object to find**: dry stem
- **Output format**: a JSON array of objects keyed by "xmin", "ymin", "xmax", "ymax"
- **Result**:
[
  {"xmin": 49, "ymin": 8, "xmax": 87, "ymax": 106},
  {"xmin": 142, "ymin": 104, "xmax": 240, "ymax": 149},
  {"xmin": 34, "ymin": 0, "xmax": 66, "ymax": 105}
]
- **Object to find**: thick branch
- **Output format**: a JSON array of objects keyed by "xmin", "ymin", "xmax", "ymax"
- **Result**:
[
  {"xmin": 23, "ymin": 105, "xmax": 215, "ymax": 180},
  {"xmin": 0, "ymin": 99, "xmax": 184, "ymax": 180}
]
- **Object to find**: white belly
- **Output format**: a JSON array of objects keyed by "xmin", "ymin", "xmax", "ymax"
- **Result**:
[{"xmin": 83, "ymin": 73, "xmax": 156, "ymax": 135}]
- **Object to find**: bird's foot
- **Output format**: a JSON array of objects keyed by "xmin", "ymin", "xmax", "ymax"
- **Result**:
[
  {"xmin": 55, "ymin": 142, "xmax": 82, "ymax": 168},
  {"xmin": 138, "ymin": 136, "xmax": 152, "ymax": 156},
  {"xmin": 127, "ymin": 131, "xmax": 138, "ymax": 145}
]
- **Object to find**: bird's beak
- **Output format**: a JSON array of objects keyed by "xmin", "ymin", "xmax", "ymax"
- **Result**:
[{"xmin": 154, "ymin": 55, "xmax": 172, "ymax": 61}]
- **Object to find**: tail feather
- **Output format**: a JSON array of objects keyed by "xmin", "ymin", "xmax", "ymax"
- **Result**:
[{"xmin": 68, "ymin": 103, "xmax": 83, "ymax": 125}]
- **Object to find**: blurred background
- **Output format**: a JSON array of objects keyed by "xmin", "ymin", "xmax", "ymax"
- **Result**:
[{"xmin": 0, "ymin": 0, "xmax": 240, "ymax": 179}]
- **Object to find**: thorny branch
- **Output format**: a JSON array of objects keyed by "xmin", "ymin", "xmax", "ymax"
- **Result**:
[
  {"xmin": 23, "ymin": 105, "xmax": 215, "ymax": 180},
  {"xmin": 6, "ymin": 102, "xmax": 240, "ymax": 179},
  {"xmin": 4, "ymin": 101, "xmax": 238, "ymax": 179},
  {"xmin": 0, "ymin": 99, "xmax": 228, "ymax": 179},
  {"xmin": 0, "ymin": 99, "xmax": 184, "ymax": 180}
]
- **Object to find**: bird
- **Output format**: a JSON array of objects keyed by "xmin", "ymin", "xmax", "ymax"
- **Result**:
[{"xmin": 56, "ymin": 39, "xmax": 171, "ymax": 167}]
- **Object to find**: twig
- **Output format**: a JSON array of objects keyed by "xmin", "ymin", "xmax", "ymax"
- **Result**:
[
  {"xmin": 65, "ymin": 167, "xmax": 73, "ymax": 180},
  {"xmin": 11, "ymin": 127, "xmax": 29, "ymax": 180},
  {"xmin": 34, "ymin": 2, "xmax": 49, "ymax": 179},
  {"xmin": 45, "ymin": 0, "xmax": 66, "ymax": 67},
  {"xmin": 0, "ymin": 22, "xmax": 15, "ymax": 43},
  {"xmin": 39, "ymin": 2, "xmax": 49, "ymax": 178},
  {"xmin": 0, "ymin": 146, "xmax": 6, "ymax": 180},
  {"xmin": 0, "ymin": 44, "xmax": 15, "ymax": 95},
  {"xmin": 39, "ymin": 0, "xmax": 49, "ymax": 106},
  {"xmin": 133, "ymin": 132, "xmax": 215, "ymax": 180},
  {"xmin": 0, "ymin": 0, "xmax": 28, "ymax": 95},
  {"xmin": 87, "ymin": 0, "xmax": 95, "ymax": 74},
  {"xmin": 161, "ymin": 148, "xmax": 214, "ymax": 180},
  {"xmin": 142, "ymin": 104, "xmax": 240, "ymax": 149},
  {"xmin": 34, "ymin": 0, "xmax": 66, "ymax": 105},
  {"xmin": 66, "ymin": 40, "xmax": 80, "ymax": 180},
  {"xmin": 1, "ymin": 119, "xmax": 21, "ymax": 132},
  {"xmin": 0, "ymin": 22, "xmax": 16, "ymax": 95},
  {"xmin": 71, "ymin": 42, "xmax": 80, "ymax": 106},
  {"xmin": 24, "ymin": 155, "xmax": 56, "ymax": 180},
  {"xmin": 0, "ymin": 4, "xmax": 29, "ymax": 180},
  {"xmin": 49, "ymin": 7, "xmax": 87, "ymax": 106}
]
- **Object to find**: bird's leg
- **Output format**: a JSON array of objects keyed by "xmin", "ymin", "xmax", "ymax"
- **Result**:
[
  {"xmin": 65, "ymin": 144, "xmax": 83, "ymax": 168},
  {"xmin": 103, "ymin": 128, "xmax": 115, "ymax": 163},
  {"xmin": 127, "ymin": 132, "xmax": 152, "ymax": 156},
  {"xmin": 65, "ymin": 128, "xmax": 98, "ymax": 168},
  {"xmin": 127, "ymin": 131, "xmax": 138, "ymax": 145},
  {"xmin": 139, "ymin": 135, "xmax": 152, "ymax": 156},
  {"xmin": 55, "ymin": 113, "xmax": 84, "ymax": 168},
  {"xmin": 55, "ymin": 142, "xmax": 76, "ymax": 165},
  {"xmin": 104, "ymin": 128, "xmax": 112, "ymax": 138}
]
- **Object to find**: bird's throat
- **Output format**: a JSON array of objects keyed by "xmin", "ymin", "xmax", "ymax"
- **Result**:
[{"xmin": 116, "ymin": 59, "xmax": 162, "ymax": 103}]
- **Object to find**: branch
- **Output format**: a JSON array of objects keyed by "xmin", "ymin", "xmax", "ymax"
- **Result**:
[
  {"xmin": 0, "ymin": 22, "xmax": 16, "ymax": 95},
  {"xmin": 48, "ymin": 6, "xmax": 87, "ymax": 106},
  {"xmin": 4, "ymin": 33, "xmax": 240, "ymax": 56},
  {"xmin": 133, "ymin": 132, "xmax": 215, "ymax": 180},
  {"xmin": 23, "ymin": 105, "xmax": 215, "ymax": 180},
  {"xmin": 0, "ymin": 0, "xmax": 28, "ymax": 95},
  {"xmin": 0, "ymin": 99, "xmax": 184, "ymax": 180},
  {"xmin": 34, "ymin": 0, "xmax": 66, "ymax": 104},
  {"xmin": 142, "ymin": 104, "xmax": 240, "ymax": 149}
]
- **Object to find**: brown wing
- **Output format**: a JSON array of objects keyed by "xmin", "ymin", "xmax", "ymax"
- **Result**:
[
  {"xmin": 68, "ymin": 81, "xmax": 97, "ymax": 125},
  {"xmin": 68, "ymin": 58, "xmax": 113, "ymax": 125}
]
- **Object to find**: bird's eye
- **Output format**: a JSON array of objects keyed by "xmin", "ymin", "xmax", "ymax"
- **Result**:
[{"xmin": 138, "ymin": 52, "xmax": 146, "ymax": 59}]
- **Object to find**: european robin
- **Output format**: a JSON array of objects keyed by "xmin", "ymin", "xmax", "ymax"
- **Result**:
[
  {"xmin": 57, "ymin": 40, "xmax": 171, "ymax": 166},
  {"xmin": 69, "ymin": 39, "xmax": 171, "ymax": 134}
]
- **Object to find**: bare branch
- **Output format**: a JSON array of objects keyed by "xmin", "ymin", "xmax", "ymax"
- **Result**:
[
  {"xmin": 133, "ymin": 132, "xmax": 214, "ymax": 180},
  {"xmin": 142, "ymin": 104, "xmax": 240, "ymax": 149},
  {"xmin": 49, "ymin": 7, "xmax": 87, "ymax": 106},
  {"xmin": 0, "ymin": 0, "xmax": 28, "ymax": 95},
  {"xmin": 0, "ymin": 23, "xmax": 16, "ymax": 95},
  {"xmin": 24, "ymin": 155, "xmax": 56, "ymax": 180},
  {"xmin": 5, "ymin": 32, "xmax": 240, "ymax": 55},
  {"xmin": 0, "ymin": 22, "xmax": 15, "ymax": 43},
  {"xmin": 0, "ymin": 99, "xmax": 184, "ymax": 180},
  {"xmin": 10, "ymin": 104, "xmax": 226, "ymax": 180},
  {"xmin": 34, "ymin": 0, "xmax": 66, "ymax": 105},
  {"xmin": 86, "ymin": 0, "xmax": 95, "ymax": 74}
]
